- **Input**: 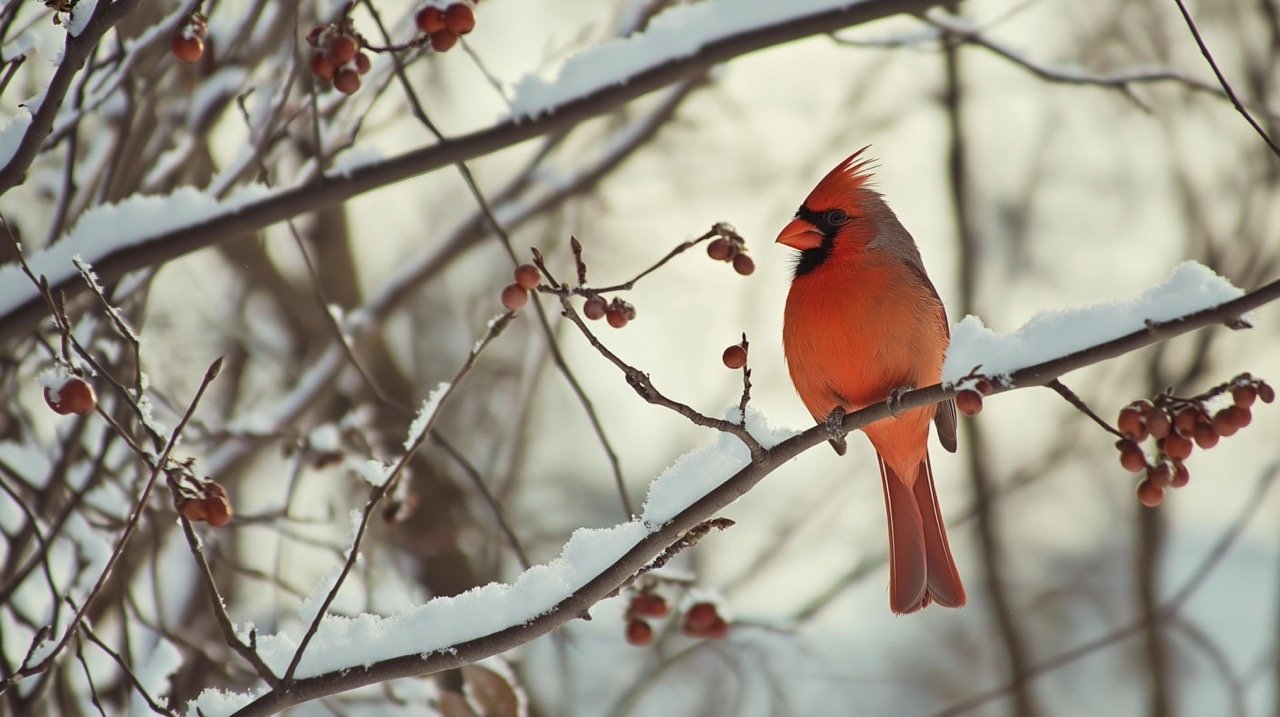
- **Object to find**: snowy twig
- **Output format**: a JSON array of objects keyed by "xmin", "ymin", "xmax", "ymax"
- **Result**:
[
  {"xmin": 281, "ymin": 314, "xmax": 514, "ymax": 684},
  {"xmin": 230, "ymin": 277, "xmax": 1280, "ymax": 716},
  {"xmin": 0, "ymin": 0, "xmax": 940, "ymax": 341},
  {"xmin": 0, "ymin": 358, "xmax": 221, "ymax": 694}
]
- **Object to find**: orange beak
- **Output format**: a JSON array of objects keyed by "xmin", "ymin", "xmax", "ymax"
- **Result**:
[{"xmin": 776, "ymin": 217, "xmax": 824, "ymax": 251}]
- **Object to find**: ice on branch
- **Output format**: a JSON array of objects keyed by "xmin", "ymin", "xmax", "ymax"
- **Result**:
[
  {"xmin": 509, "ymin": 0, "xmax": 864, "ymax": 118},
  {"xmin": 943, "ymin": 261, "xmax": 1246, "ymax": 383},
  {"xmin": 190, "ymin": 408, "xmax": 792, "ymax": 715},
  {"xmin": 0, "ymin": 184, "xmax": 271, "ymax": 318}
]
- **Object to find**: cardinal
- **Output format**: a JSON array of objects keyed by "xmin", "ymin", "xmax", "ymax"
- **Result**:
[{"xmin": 778, "ymin": 149, "xmax": 965, "ymax": 614}]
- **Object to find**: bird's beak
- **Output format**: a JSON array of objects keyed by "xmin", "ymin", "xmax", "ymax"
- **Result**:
[{"xmin": 776, "ymin": 217, "xmax": 824, "ymax": 251}]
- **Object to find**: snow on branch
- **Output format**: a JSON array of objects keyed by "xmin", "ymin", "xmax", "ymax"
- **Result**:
[
  {"xmin": 0, "ymin": 0, "xmax": 941, "ymax": 343},
  {"xmin": 201, "ymin": 262, "xmax": 1280, "ymax": 717}
]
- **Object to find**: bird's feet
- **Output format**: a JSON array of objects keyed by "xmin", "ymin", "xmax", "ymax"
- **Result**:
[
  {"xmin": 885, "ymin": 385, "xmax": 915, "ymax": 418},
  {"xmin": 825, "ymin": 407, "xmax": 847, "ymax": 456}
]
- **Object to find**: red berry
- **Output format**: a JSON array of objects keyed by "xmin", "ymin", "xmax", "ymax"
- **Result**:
[
  {"xmin": 583, "ymin": 296, "xmax": 606, "ymax": 320},
  {"xmin": 332, "ymin": 68, "xmax": 361, "ymax": 95},
  {"xmin": 203, "ymin": 485, "xmax": 233, "ymax": 527},
  {"xmin": 1117, "ymin": 408, "xmax": 1147, "ymax": 441},
  {"xmin": 1192, "ymin": 423, "xmax": 1219, "ymax": 449},
  {"xmin": 416, "ymin": 6, "xmax": 445, "ymax": 34},
  {"xmin": 328, "ymin": 35, "xmax": 358, "ymax": 64},
  {"xmin": 706, "ymin": 238, "xmax": 731, "ymax": 261},
  {"xmin": 605, "ymin": 308, "xmax": 628, "ymax": 328},
  {"xmin": 501, "ymin": 284, "xmax": 528, "ymax": 310},
  {"xmin": 955, "ymin": 389, "xmax": 983, "ymax": 417},
  {"xmin": 722, "ymin": 344, "xmax": 747, "ymax": 369},
  {"xmin": 310, "ymin": 52, "xmax": 336, "ymax": 80},
  {"xmin": 514, "ymin": 264, "xmax": 540, "ymax": 290},
  {"xmin": 180, "ymin": 498, "xmax": 210, "ymax": 523},
  {"xmin": 430, "ymin": 29, "xmax": 458, "ymax": 51},
  {"xmin": 631, "ymin": 593, "xmax": 670, "ymax": 619},
  {"xmin": 1172, "ymin": 407, "xmax": 1201, "ymax": 436},
  {"xmin": 444, "ymin": 3, "xmax": 476, "ymax": 34},
  {"xmin": 732, "ymin": 253, "xmax": 755, "ymax": 276},
  {"xmin": 1136, "ymin": 479, "xmax": 1164, "ymax": 508},
  {"xmin": 623, "ymin": 304, "xmax": 637, "ymax": 321},
  {"xmin": 1146, "ymin": 462, "xmax": 1172, "ymax": 489},
  {"xmin": 171, "ymin": 35, "xmax": 204, "ymax": 64},
  {"xmin": 973, "ymin": 378, "xmax": 994, "ymax": 396},
  {"xmin": 625, "ymin": 619, "xmax": 653, "ymax": 647},
  {"xmin": 1145, "ymin": 410, "xmax": 1171, "ymax": 439},
  {"xmin": 1170, "ymin": 461, "xmax": 1190, "ymax": 488},
  {"xmin": 1129, "ymin": 399, "xmax": 1155, "ymax": 416},
  {"xmin": 59, "ymin": 378, "xmax": 97, "ymax": 415},
  {"xmin": 702, "ymin": 617, "xmax": 729, "ymax": 640},
  {"xmin": 1212, "ymin": 408, "xmax": 1240, "ymax": 437},
  {"xmin": 1118, "ymin": 442, "xmax": 1146, "ymax": 473},
  {"xmin": 1233, "ymin": 385, "xmax": 1257, "ymax": 408},
  {"xmin": 306, "ymin": 25, "xmax": 325, "ymax": 47},
  {"xmin": 354, "ymin": 52, "xmax": 371, "ymax": 74},
  {"xmin": 1161, "ymin": 433, "xmax": 1193, "ymax": 461},
  {"xmin": 1259, "ymin": 382, "xmax": 1275, "ymax": 403},
  {"xmin": 1231, "ymin": 406, "xmax": 1252, "ymax": 429},
  {"xmin": 683, "ymin": 602, "xmax": 719, "ymax": 634}
]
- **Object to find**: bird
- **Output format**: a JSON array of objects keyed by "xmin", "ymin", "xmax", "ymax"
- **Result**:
[{"xmin": 778, "ymin": 148, "xmax": 965, "ymax": 614}]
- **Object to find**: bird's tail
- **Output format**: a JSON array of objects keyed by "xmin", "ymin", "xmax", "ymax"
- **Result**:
[{"xmin": 878, "ymin": 453, "xmax": 966, "ymax": 614}]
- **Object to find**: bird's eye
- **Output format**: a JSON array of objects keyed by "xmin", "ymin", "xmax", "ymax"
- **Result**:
[{"xmin": 826, "ymin": 209, "xmax": 851, "ymax": 226}]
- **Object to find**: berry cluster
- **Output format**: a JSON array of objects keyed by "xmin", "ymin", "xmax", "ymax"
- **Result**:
[
  {"xmin": 176, "ymin": 481, "xmax": 233, "ymax": 527},
  {"xmin": 44, "ymin": 375, "xmax": 96, "ymax": 416},
  {"xmin": 306, "ymin": 22, "xmax": 371, "ymax": 95},
  {"xmin": 622, "ymin": 591, "xmax": 730, "ymax": 647},
  {"xmin": 170, "ymin": 13, "xmax": 208, "ymax": 64},
  {"xmin": 954, "ymin": 378, "xmax": 993, "ymax": 417},
  {"xmin": 1115, "ymin": 373, "xmax": 1273, "ymax": 507},
  {"xmin": 706, "ymin": 234, "xmax": 755, "ymax": 276},
  {"xmin": 500, "ymin": 264, "xmax": 541, "ymax": 310},
  {"xmin": 414, "ymin": 2, "xmax": 477, "ymax": 53}
]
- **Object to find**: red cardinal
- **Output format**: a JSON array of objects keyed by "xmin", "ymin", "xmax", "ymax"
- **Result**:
[{"xmin": 778, "ymin": 149, "xmax": 965, "ymax": 614}]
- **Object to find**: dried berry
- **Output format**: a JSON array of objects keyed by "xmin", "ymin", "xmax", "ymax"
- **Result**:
[
  {"xmin": 306, "ymin": 25, "xmax": 325, "ymax": 47},
  {"xmin": 45, "ymin": 377, "xmax": 97, "ymax": 416},
  {"xmin": 1173, "ymin": 407, "xmax": 1200, "ymax": 437},
  {"xmin": 415, "ymin": 6, "xmax": 446, "ymax": 34},
  {"xmin": 501, "ymin": 284, "xmax": 528, "ymax": 311},
  {"xmin": 1146, "ymin": 462, "xmax": 1172, "ymax": 489},
  {"xmin": 1212, "ymin": 408, "xmax": 1240, "ymax": 437},
  {"xmin": 1259, "ymin": 382, "xmax": 1275, "ymax": 403},
  {"xmin": 732, "ymin": 253, "xmax": 755, "ymax": 276},
  {"xmin": 354, "ymin": 52, "xmax": 371, "ymax": 74},
  {"xmin": 1170, "ymin": 460, "xmax": 1190, "ymax": 488},
  {"xmin": 605, "ymin": 308, "xmax": 628, "ymax": 328},
  {"xmin": 706, "ymin": 238, "xmax": 732, "ymax": 261},
  {"xmin": 722, "ymin": 344, "xmax": 747, "ymax": 369}
]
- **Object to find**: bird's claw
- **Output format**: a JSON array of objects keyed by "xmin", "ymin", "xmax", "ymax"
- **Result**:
[
  {"xmin": 886, "ymin": 385, "xmax": 914, "ymax": 418},
  {"xmin": 825, "ymin": 407, "xmax": 848, "ymax": 455}
]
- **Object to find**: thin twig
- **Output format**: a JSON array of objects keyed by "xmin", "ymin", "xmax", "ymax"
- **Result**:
[
  {"xmin": 1045, "ymin": 379, "xmax": 1125, "ymax": 438},
  {"xmin": 1170, "ymin": 0, "xmax": 1280, "ymax": 158}
]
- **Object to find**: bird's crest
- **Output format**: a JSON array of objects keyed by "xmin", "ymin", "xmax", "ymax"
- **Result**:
[{"xmin": 804, "ymin": 146, "xmax": 877, "ymax": 209}]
